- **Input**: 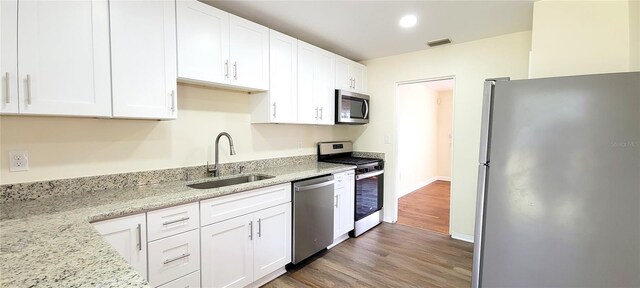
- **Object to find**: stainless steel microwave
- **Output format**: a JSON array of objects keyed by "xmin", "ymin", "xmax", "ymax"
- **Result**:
[{"xmin": 335, "ymin": 89, "xmax": 369, "ymax": 124}]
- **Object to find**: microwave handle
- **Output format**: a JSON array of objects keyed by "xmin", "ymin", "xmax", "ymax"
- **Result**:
[{"xmin": 363, "ymin": 99, "xmax": 369, "ymax": 119}]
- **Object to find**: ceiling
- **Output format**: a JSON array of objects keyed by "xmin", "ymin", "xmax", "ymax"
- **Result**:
[{"xmin": 204, "ymin": 0, "xmax": 535, "ymax": 61}]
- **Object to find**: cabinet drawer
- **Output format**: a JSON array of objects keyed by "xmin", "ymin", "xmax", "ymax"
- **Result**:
[
  {"xmin": 334, "ymin": 170, "xmax": 353, "ymax": 189},
  {"xmin": 148, "ymin": 229, "xmax": 200, "ymax": 287},
  {"xmin": 156, "ymin": 270, "xmax": 200, "ymax": 288},
  {"xmin": 148, "ymin": 202, "xmax": 199, "ymax": 241},
  {"xmin": 200, "ymin": 183, "xmax": 291, "ymax": 227},
  {"xmin": 333, "ymin": 172, "xmax": 346, "ymax": 189}
]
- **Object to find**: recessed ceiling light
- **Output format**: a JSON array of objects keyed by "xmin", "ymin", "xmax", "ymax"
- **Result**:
[{"xmin": 399, "ymin": 15, "xmax": 417, "ymax": 28}]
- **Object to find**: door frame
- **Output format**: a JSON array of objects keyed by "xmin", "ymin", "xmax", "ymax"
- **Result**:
[{"xmin": 393, "ymin": 75, "xmax": 457, "ymax": 235}]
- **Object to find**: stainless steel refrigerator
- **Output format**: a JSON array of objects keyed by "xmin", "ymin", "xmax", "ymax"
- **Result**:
[{"xmin": 472, "ymin": 72, "xmax": 640, "ymax": 288}]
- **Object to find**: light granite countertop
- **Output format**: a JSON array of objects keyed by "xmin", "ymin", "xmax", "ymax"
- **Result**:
[{"xmin": 0, "ymin": 162, "xmax": 356, "ymax": 287}]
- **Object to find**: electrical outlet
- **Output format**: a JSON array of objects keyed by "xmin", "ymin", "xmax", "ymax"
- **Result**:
[
  {"xmin": 9, "ymin": 151, "xmax": 29, "ymax": 172},
  {"xmin": 297, "ymin": 140, "xmax": 303, "ymax": 151}
]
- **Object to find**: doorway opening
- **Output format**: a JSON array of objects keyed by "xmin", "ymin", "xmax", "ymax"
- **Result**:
[{"xmin": 395, "ymin": 77, "xmax": 454, "ymax": 235}]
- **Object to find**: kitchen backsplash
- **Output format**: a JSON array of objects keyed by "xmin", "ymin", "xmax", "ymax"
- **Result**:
[{"xmin": 0, "ymin": 152, "xmax": 383, "ymax": 203}]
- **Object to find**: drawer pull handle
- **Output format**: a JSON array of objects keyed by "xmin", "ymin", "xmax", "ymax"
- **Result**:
[
  {"xmin": 257, "ymin": 219, "xmax": 262, "ymax": 237},
  {"xmin": 162, "ymin": 217, "xmax": 190, "ymax": 226},
  {"xmin": 136, "ymin": 224, "xmax": 142, "ymax": 251},
  {"xmin": 163, "ymin": 253, "xmax": 191, "ymax": 265}
]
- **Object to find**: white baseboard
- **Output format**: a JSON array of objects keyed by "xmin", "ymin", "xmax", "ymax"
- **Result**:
[
  {"xmin": 437, "ymin": 176, "xmax": 451, "ymax": 181},
  {"xmin": 248, "ymin": 267, "xmax": 287, "ymax": 288},
  {"xmin": 451, "ymin": 232, "xmax": 474, "ymax": 243}
]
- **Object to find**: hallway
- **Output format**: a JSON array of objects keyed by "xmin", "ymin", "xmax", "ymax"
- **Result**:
[{"xmin": 397, "ymin": 181, "xmax": 451, "ymax": 234}]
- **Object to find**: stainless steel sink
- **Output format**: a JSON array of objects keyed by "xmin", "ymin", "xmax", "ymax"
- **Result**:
[{"xmin": 187, "ymin": 174, "xmax": 275, "ymax": 189}]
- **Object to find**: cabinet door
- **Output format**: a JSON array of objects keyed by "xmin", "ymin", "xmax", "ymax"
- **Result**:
[
  {"xmin": 341, "ymin": 171, "xmax": 356, "ymax": 235},
  {"xmin": 269, "ymin": 30, "xmax": 297, "ymax": 123},
  {"xmin": 333, "ymin": 187, "xmax": 343, "ymax": 239},
  {"xmin": 93, "ymin": 213, "xmax": 147, "ymax": 280},
  {"xmin": 0, "ymin": 0, "xmax": 18, "ymax": 114},
  {"xmin": 253, "ymin": 203, "xmax": 292, "ymax": 280},
  {"xmin": 177, "ymin": 0, "xmax": 229, "ymax": 85},
  {"xmin": 110, "ymin": 0, "xmax": 177, "ymax": 119},
  {"xmin": 334, "ymin": 55, "xmax": 352, "ymax": 92},
  {"xmin": 334, "ymin": 170, "xmax": 355, "ymax": 238},
  {"xmin": 17, "ymin": 0, "xmax": 111, "ymax": 117},
  {"xmin": 315, "ymin": 48, "xmax": 336, "ymax": 125},
  {"xmin": 229, "ymin": 15, "xmax": 269, "ymax": 91},
  {"xmin": 297, "ymin": 41, "xmax": 317, "ymax": 124},
  {"xmin": 201, "ymin": 214, "xmax": 254, "ymax": 288},
  {"xmin": 350, "ymin": 62, "xmax": 367, "ymax": 94}
]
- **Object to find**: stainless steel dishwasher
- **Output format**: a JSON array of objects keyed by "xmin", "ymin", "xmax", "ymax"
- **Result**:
[{"xmin": 292, "ymin": 175, "xmax": 335, "ymax": 264}]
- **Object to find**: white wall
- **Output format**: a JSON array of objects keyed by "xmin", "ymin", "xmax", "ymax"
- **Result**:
[
  {"xmin": 0, "ymin": 84, "xmax": 354, "ymax": 184},
  {"xmin": 355, "ymin": 31, "xmax": 532, "ymax": 238},
  {"xmin": 436, "ymin": 90, "xmax": 453, "ymax": 178},
  {"xmin": 631, "ymin": 0, "xmax": 640, "ymax": 70},
  {"xmin": 529, "ymin": 0, "xmax": 640, "ymax": 77},
  {"xmin": 396, "ymin": 83, "xmax": 438, "ymax": 198}
]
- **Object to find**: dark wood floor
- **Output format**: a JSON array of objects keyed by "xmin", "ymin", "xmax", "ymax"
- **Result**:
[
  {"xmin": 264, "ymin": 223, "xmax": 473, "ymax": 288},
  {"xmin": 398, "ymin": 181, "xmax": 451, "ymax": 234}
]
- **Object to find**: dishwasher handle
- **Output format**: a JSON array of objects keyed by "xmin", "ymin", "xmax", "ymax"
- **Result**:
[{"xmin": 295, "ymin": 180, "xmax": 335, "ymax": 192}]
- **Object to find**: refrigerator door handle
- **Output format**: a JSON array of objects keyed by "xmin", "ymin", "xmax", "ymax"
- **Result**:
[
  {"xmin": 472, "ymin": 164, "xmax": 489, "ymax": 288},
  {"xmin": 479, "ymin": 77, "xmax": 509, "ymax": 164}
]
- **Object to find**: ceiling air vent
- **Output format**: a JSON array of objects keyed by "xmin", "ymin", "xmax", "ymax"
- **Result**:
[{"xmin": 426, "ymin": 38, "xmax": 452, "ymax": 47}]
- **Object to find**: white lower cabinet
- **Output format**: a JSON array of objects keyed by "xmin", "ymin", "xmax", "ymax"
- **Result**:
[
  {"xmin": 148, "ymin": 229, "xmax": 200, "ymax": 287},
  {"xmin": 200, "ymin": 183, "xmax": 292, "ymax": 288},
  {"xmin": 332, "ymin": 170, "xmax": 355, "ymax": 246},
  {"xmin": 93, "ymin": 183, "xmax": 292, "ymax": 287},
  {"xmin": 253, "ymin": 204, "xmax": 292, "ymax": 280},
  {"xmin": 92, "ymin": 213, "xmax": 148, "ymax": 280},
  {"xmin": 201, "ymin": 213, "xmax": 254, "ymax": 288},
  {"xmin": 201, "ymin": 202, "xmax": 292, "ymax": 288}
]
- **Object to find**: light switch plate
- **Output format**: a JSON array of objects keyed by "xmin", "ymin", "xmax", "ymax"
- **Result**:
[
  {"xmin": 384, "ymin": 134, "xmax": 392, "ymax": 144},
  {"xmin": 9, "ymin": 151, "xmax": 29, "ymax": 172}
]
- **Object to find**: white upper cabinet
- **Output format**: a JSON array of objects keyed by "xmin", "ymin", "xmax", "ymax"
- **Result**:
[
  {"xmin": 110, "ymin": 0, "xmax": 177, "ymax": 120},
  {"xmin": 297, "ymin": 41, "xmax": 335, "ymax": 125},
  {"xmin": 1, "ymin": 0, "xmax": 18, "ymax": 114},
  {"xmin": 335, "ymin": 55, "xmax": 367, "ymax": 94},
  {"xmin": 177, "ymin": 0, "xmax": 229, "ymax": 85},
  {"xmin": 16, "ymin": 0, "xmax": 112, "ymax": 117},
  {"xmin": 267, "ymin": 30, "xmax": 297, "ymax": 123},
  {"xmin": 177, "ymin": 0, "xmax": 269, "ymax": 92},
  {"xmin": 229, "ymin": 15, "xmax": 270, "ymax": 91}
]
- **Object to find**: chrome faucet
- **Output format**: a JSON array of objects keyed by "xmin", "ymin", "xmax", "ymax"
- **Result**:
[{"xmin": 207, "ymin": 132, "xmax": 236, "ymax": 177}]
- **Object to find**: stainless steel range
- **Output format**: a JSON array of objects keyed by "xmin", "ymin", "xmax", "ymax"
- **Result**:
[{"xmin": 318, "ymin": 141, "xmax": 384, "ymax": 237}]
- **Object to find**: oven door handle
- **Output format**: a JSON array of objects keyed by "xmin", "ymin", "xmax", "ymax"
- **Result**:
[{"xmin": 356, "ymin": 170, "xmax": 383, "ymax": 180}]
